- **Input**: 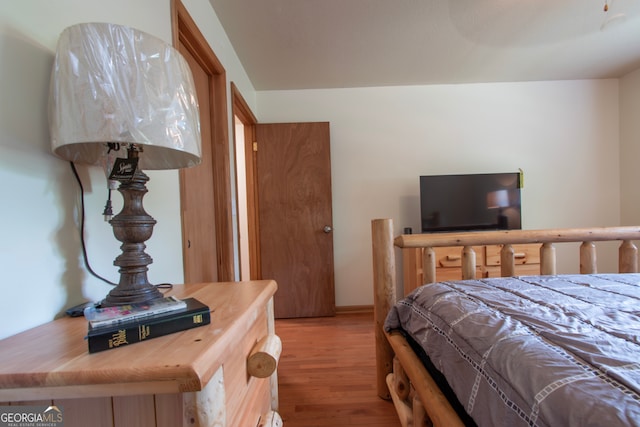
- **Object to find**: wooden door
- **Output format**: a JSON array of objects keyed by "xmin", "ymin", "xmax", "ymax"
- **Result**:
[
  {"xmin": 177, "ymin": 44, "xmax": 217, "ymax": 283},
  {"xmin": 173, "ymin": 1, "xmax": 234, "ymax": 283},
  {"xmin": 256, "ymin": 122, "xmax": 335, "ymax": 318}
]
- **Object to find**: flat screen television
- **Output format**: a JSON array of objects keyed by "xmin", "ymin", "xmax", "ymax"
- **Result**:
[{"xmin": 420, "ymin": 172, "xmax": 522, "ymax": 233}]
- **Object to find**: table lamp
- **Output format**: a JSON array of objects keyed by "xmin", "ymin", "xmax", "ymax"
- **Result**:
[{"xmin": 48, "ymin": 23, "xmax": 202, "ymax": 306}]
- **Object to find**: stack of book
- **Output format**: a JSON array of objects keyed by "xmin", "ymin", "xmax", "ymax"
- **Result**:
[{"xmin": 84, "ymin": 296, "xmax": 211, "ymax": 353}]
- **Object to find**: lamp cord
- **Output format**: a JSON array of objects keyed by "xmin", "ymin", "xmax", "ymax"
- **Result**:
[
  {"xmin": 69, "ymin": 161, "xmax": 174, "ymax": 293},
  {"xmin": 69, "ymin": 162, "xmax": 118, "ymax": 287}
]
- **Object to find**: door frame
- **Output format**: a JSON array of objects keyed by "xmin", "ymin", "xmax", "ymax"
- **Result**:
[
  {"xmin": 231, "ymin": 83, "xmax": 261, "ymax": 280},
  {"xmin": 171, "ymin": 0, "xmax": 234, "ymax": 281}
]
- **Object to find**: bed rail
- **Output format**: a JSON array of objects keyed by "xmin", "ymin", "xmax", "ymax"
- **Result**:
[
  {"xmin": 397, "ymin": 225, "xmax": 640, "ymax": 284},
  {"xmin": 371, "ymin": 218, "xmax": 640, "ymax": 427}
]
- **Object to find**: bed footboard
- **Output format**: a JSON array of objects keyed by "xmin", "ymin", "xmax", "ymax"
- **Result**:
[{"xmin": 372, "ymin": 218, "xmax": 640, "ymax": 427}]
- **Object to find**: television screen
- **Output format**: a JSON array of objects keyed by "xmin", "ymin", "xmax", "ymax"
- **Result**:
[{"xmin": 420, "ymin": 172, "xmax": 522, "ymax": 233}]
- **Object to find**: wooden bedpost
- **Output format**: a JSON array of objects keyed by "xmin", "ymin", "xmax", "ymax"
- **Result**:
[
  {"xmin": 424, "ymin": 247, "xmax": 436, "ymax": 285},
  {"xmin": 619, "ymin": 240, "xmax": 638, "ymax": 273},
  {"xmin": 372, "ymin": 218, "xmax": 397, "ymax": 400},
  {"xmin": 461, "ymin": 246, "xmax": 476, "ymax": 280},
  {"xmin": 540, "ymin": 242, "xmax": 557, "ymax": 275},
  {"xmin": 580, "ymin": 241, "xmax": 597, "ymax": 274},
  {"xmin": 500, "ymin": 244, "xmax": 516, "ymax": 277}
]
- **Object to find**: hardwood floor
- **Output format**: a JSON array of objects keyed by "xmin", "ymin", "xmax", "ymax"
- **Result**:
[{"xmin": 275, "ymin": 312, "xmax": 401, "ymax": 426}]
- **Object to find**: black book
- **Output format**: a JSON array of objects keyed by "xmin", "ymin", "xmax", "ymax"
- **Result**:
[{"xmin": 86, "ymin": 297, "xmax": 211, "ymax": 353}]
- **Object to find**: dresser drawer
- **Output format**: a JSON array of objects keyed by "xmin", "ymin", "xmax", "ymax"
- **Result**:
[
  {"xmin": 483, "ymin": 264, "xmax": 541, "ymax": 278},
  {"xmin": 433, "ymin": 246, "xmax": 485, "ymax": 268},
  {"xmin": 435, "ymin": 267, "xmax": 484, "ymax": 282},
  {"xmin": 224, "ymin": 306, "xmax": 273, "ymax": 426},
  {"xmin": 484, "ymin": 244, "xmax": 540, "ymax": 266}
]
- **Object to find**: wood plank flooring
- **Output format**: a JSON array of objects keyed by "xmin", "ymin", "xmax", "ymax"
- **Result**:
[{"xmin": 275, "ymin": 312, "xmax": 401, "ymax": 426}]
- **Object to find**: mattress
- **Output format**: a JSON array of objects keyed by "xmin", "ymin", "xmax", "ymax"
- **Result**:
[{"xmin": 384, "ymin": 274, "xmax": 640, "ymax": 427}]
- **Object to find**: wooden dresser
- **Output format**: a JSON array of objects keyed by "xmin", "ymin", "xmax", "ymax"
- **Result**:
[
  {"xmin": 403, "ymin": 244, "xmax": 541, "ymax": 295},
  {"xmin": 0, "ymin": 280, "xmax": 281, "ymax": 427}
]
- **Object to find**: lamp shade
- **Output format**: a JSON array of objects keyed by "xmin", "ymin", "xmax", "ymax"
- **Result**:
[{"xmin": 48, "ymin": 22, "xmax": 201, "ymax": 170}]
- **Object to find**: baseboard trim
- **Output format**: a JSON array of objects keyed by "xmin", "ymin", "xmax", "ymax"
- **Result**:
[{"xmin": 335, "ymin": 305, "xmax": 373, "ymax": 314}]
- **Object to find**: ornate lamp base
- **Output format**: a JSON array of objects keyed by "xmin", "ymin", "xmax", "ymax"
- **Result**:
[{"xmin": 102, "ymin": 153, "xmax": 163, "ymax": 306}]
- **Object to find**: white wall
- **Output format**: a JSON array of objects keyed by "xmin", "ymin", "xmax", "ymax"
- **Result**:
[
  {"xmin": 256, "ymin": 80, "xmax": 622, "ymax": 307},
  {"xmin": 620, "ymin": 68, "xmax": 640, "ymax": 226},
  {"xmin": 0, "ymin": 0, "xmax": 255, "ymax": 339}
]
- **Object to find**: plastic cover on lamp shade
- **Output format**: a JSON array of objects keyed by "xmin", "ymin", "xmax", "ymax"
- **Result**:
[{"xmin": 48, "ymin": 22, "xmax": 201, "ymax": 170}]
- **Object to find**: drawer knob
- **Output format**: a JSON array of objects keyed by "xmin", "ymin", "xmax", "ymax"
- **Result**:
[{"xmin": 248, "ymin": 334, "xmax": 282, "ymax": 378}]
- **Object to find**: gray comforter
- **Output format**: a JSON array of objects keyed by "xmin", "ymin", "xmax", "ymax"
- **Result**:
[{"xmin": 385, "ymin": 274, "xmax": 640, "ymax": 427}]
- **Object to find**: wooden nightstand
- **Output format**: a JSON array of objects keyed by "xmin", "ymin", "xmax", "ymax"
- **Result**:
[{"xmin": 0, "ymin": 280, "xmax": 280, "ymax": 427}]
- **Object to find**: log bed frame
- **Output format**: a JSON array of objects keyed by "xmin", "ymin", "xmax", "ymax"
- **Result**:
[{"xmin": 371, "ymin": 218, "xmax": 640, "ymax": 427}]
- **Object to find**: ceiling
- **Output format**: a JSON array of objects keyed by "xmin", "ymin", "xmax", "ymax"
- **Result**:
[{"xmin": 209, "ymin": 0, "xmax": 640, "ymax": 91}]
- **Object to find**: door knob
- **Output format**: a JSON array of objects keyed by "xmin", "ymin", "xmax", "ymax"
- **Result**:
[{"xmin": 323, "ymin": 225, "xmax": 333, "ymax": 233}]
